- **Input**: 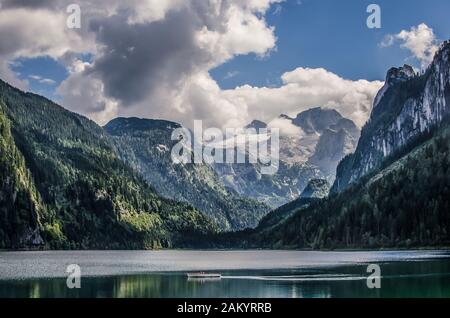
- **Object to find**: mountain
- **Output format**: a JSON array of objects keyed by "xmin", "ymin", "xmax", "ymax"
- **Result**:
[
  {"xmin": 299, "ymin": 178, "xmax": 330, "ymax": 199},
  {"xmin": 308, "ymin": 124, "xmax": 359, "ymax": 176},
  {"xmin": 279, "ymin": 108, "xmax": 360, "ymax": 168},
  {"xmin": 296, "ymin": 108, "xmax": 360, "ymax": 175},
  {"xmin": 248, "ymin": 178, "xmax": 329, "ymax": 235},
  {"xmin": 213, "ymin": 108, "xmax": 359, "ymax": 207},
  {"xmin": 0, "ymin": 106, "xmax": 44, "ymax": 247},
  {"xmin": 245, "ymin": 120, "xmax": 267, "ymax": 130},
  {"xmin": 252, "ymin": 197, "xmax": 318, "ymax": 235},
  {"xmin": 0, "ymin": 79, "xmax": 217, "ymax": 249},
  {"xmin": 104, "ymin": 117, "xmax": 269, "ymax": 231},
  {"xmin": 214, "ymin": 159, "xmax": 323, "ymax": 207},
  {"xmin": 221, "ymin": 40, "xmax": 450, "ymax": 249},
  {"xmin": 292, "ymin": 107, "xmax": 345, "ymax": 134},
  {"xmin": 245, "ymin": 122, "xmax": 450, "ymax": 249},
  {"xmin": 333, "ymin": 41, "xmax": 450, "ymax": 193}
]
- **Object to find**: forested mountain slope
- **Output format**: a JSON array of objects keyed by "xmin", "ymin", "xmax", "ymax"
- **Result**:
[
  {"xmin": 104, "ymin": 117, "xmax": 269, "ymax": 231},
  {"xmin": 0, "ymin": 104, "xmax": 44, "ymax": 247},
  {"xmin": 0, "ymin": 79, "xmax": 217, "ymax": 249},
  {"xmin": 211, "ymin": 40, "xmax": 450, "ymax": 249},
  {"xmin": 222, "ymin": 117, "xmax": 450, "ymax": 249},
  {"xmin": 333, "ymin": 40, "xmax": 450, "ymax": 193}
]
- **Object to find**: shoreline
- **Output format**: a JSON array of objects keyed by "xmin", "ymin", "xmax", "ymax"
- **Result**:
[{"xmin": 2, "ymin": 247, "xmax": 450, "ymax": 253}]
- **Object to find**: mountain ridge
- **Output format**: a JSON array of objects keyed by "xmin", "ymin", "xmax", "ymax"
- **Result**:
[
  {"xmin": 213, "ymin": 107, "xmax": 359, "ymax": 207},
  {"xmin": 333, "ymin": 40, "xmax": 450, "ymax": 193},
  {"xmin": 104, "ymin": 116, "xmax": 270, "ymax": 231},
  {"xmin": 0, "ymin": 78, "xmax": 217, "ymax": 249}
]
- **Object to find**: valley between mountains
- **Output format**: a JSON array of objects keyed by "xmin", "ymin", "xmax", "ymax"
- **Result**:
[{"xmin": 1, "ymin": 40, "xmax": 450, "ymax": 250}]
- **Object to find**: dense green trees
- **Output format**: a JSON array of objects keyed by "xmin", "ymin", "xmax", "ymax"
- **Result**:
[
  {"xmin": 104, "ymin": 117, "xmax": 269, "ymax": 231},
  {"xmin": 0, "ymin": 104, "xmax": 44, "ymax": 248},
  {"xmin": 239, "ymin": 122, "xmax": 450, "ymax": 249},
  {"xmin": 1, "ymin": 75, "xmax": 449, "ymax": 250},
  {"xmin": 0, "ymin": 79, "xmax": 217, "ymax": 249}
]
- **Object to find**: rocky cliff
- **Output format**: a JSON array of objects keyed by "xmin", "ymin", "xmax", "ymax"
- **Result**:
[
  {"xmin": 333, "ymin": 40, "xmax": 450, "ymax": 192},
  {"xmin": 214, "ymin": 107, "xmax": 359, "ymax": 207}
]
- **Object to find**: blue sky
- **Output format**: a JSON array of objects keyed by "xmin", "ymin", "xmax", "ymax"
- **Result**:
[
  {"xmin": 211, "ymin": 0, "xmax": 450, "ymax": 89},
  {"xmin": 11, "ymin": 56, "xmax": 68, "ymax": 100},
  {"xmin": 10, "ymin": 54, "xmax": 93, "ymax": 102},
  {"xmin": 6, "ymin": 0, "xmax": 450, "ymax": 123}
]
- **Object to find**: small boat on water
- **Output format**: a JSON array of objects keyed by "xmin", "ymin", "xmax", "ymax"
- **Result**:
[{"xmin": 186, "ymin": 272, "xmax": 222, "ymax": 279}]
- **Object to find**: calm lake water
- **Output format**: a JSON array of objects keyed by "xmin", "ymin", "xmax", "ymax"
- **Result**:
[{"xmin": 0, "ymin": 250, "xmax": 449, "ymax": 298}]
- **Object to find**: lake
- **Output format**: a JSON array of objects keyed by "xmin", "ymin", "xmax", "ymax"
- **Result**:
[{"xmin": 0, "ymin": 250, "xmax": 449, "ymax": 298}]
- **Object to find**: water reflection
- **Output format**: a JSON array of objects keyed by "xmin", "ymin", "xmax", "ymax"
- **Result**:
[{"xmin": 1, "ymin": 260, "xmax": 450, "ymax": 298}]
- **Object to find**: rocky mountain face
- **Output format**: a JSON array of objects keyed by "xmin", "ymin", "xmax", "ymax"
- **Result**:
[
  {"xmin": 299, "ymin": 178, "xmax": 330, "ymax": 199},
  {"xmin": 0, "ymin": 79, "xmax": 217, "ymax": 249},
  {"xmin": 277, "ymin": 108, "xmax": 360, "ymax": 167},
  {"xmin": 333, "ymin": 40, "xmax": 450, "ymax": 193},
  {"xmin": 214, "ymin": 107, "xmax": 359, "ymax": 207},
  {"xmin": 242, "ymin": 120, "xmax": 450, "ymax": 249},
  {"xmin": 104, "ymin": 117, "xmax": 269, "ymax": 231},
  {"xmin": 245, "ymin": 120, "xmax": 267, "ymax": 130},
  {"xmin": 278, "ymin": 108, "xmax": 360, "ymax": 175},
  {"xmin": 214, "ymin": 160, "xmax": 323, "ymax": 207}
]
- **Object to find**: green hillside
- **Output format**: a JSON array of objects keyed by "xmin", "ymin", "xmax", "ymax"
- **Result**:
[
  {"xmin": 0, "ymin": 79, "xmax": 217, "ymax": 249},
  {"xmin": 105, "ymin": 117, "xmax": 269, "ymax": 231},
  {"xmin": 212, "ymin": 120, "xmax": 450, "ymax": 249}
]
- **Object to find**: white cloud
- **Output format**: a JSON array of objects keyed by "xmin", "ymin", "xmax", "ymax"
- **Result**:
[
  {"xmin": 0, "ymin": 61, "xmax": 28, "ymax": 90},
  {"xmin": 0, "ymin": 8, "xmax": 90, "ymax": 58},
  {"xmin": 29, "ymin": 74, "xmax": 56, "ymax": 85},
  {"xmin": 224, "ymin": 71, "xmax": 239, "ymax": 79},
  {"xmin": 382, "ymin": 23, "xmax": 439, "ymax": 67},
  {"xmin": 0, "ymin": 0, "xmax": 382, "ymax": 130},
  {"xmin": 222, "ymin": 67, "xmax": 383, "ymax": 128},
  {"xmin": 56, "ymin": 60, "xmax": 119, "ymax": 124},
  {"xmin": 0, "ymin": 5, "xmax": 95, "ymax": 90},
  {"xmin": 57, "ymin": 0, "xmax": 283, "ymax": 125},
  {"xmin": 268, "ymin": 117, "xmax": 304, "ymax": 136}
]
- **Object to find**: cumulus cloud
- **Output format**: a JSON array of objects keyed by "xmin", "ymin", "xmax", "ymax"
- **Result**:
[
  {"xmin": 57, "ymin": 0, "xmax": 281, "ymax": 126},
  {"xmin": 29, "ymin": 74, "xmax": 56, "ymax": 85},
  {"xmin": 56, "ymin": 60, "xmax": 119, "ymax": 124},
  {"xmin": 0, "ymin": 0, "xmax": 382, "ymax": 130},
  {"xmin": 382, "ymin": 23, "xmax": 439, "ymax": 67},
  {"xmin": 222, "ymin": 67, "xmax": 383, "ymax": 128},
  {"xmin": 268, "ymin": 117, "xmax": 304, "ymax": 136},
  {"xmin": 0, "ymin": 2, "xmax": 95, "ymax": 91}
]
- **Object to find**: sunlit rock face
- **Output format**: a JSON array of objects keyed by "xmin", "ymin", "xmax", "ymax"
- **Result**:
[
  {"xmin": 104, "ymin": 117, "xmax": 270, "ymax": 231},
  {"xmin": 214, "ymin": 108, "xmax": 360, "ymax": 207},
  {"xmin": 333, "ymin": 40, "xmax": 450, "ymax": 193}
]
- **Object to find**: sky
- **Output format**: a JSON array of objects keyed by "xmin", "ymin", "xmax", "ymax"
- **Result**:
[
  {"xmin": 211, "ymin": 0, "xmax": 450, "ymax": 89},
  {"xmin": 1, "ymin": 0, "xmax": 449, "ymax": 130}
]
